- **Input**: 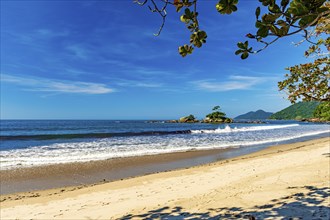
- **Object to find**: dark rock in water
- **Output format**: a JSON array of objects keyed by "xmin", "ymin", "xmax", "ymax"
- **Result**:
[
  {"xmin": 165, "ymin": 120, "xmax": 179, "ymax": 123},
  {"xmin": 147, "ymin": 120, "xmax": 160, "ymax": 123},
  {"xmin": 301, "ymin": 118, "xmax": 330, "ymax": 123},
  {"xmin": 235, "ymin": 120, "xmax": 267, "ymax": 124}
]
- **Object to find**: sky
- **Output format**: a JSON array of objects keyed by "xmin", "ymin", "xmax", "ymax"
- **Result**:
[{"xmin": 0, "ymin": 0, "xmax": 313, "ymax": 120}]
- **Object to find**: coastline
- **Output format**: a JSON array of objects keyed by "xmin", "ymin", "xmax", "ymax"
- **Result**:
[
  {"xmin": 0, "ymin": 147, "xmax": 239, "ymax": 195},
  {"xmin": 1, "ymin": 133, "xmax": 328, "ymax": 195},
  {"xmin": 1, "ymin": 137, "xmax": 329, "ymax": 219}
]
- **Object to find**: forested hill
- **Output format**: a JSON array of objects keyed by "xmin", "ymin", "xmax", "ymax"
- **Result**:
[
  {"xmin": 269, "ymin": 102, "xmax": 320, "ymax": 120},
  {"xmin": 235, "ymin": 110, "xmax": 273, "ymax": 120}
]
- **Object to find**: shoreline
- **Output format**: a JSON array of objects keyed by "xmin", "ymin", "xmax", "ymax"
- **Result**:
[
  {"xmin": 1, "ymin": 134, "xmax": 329, "ymax": 195},
  {"xmin": 1, "ymin": 137, "xmax": 329, "ymax": 219},
  {"xmin": 0, "ymin": 147, "xmax": 237, "ymax": 195}
]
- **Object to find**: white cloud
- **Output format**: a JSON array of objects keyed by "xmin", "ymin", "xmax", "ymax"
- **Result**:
[
  {"xmin": 190, "ymin": 75, "xmax": 267, "ymax": 92},
  {"xmin": 1, "ymin": 74, "xmax": 114, "ymax": 94},
  {"xmin": 115, "ymin": 79, "xmax": 163, "ymax": 88}
]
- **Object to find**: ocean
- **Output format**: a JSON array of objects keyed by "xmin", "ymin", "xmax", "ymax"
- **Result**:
[{"xmin": 0, "ymin": 120, "xmax": 329, "ymax": 170}]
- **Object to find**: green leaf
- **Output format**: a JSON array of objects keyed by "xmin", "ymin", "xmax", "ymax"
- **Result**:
[
  {"xmin": 279, "ymin": 25, "xmax": 289, "ymax": 36},
  {"xmin": 255, "ymin": 7, "xmax": 261, "ymax": 19},
  {"xmin": 298, "ymin": 15, "xmax": 318, "ymax": 27},
  {"xmin": 178, "ymin": 44, "xmax": 194, "ymax": 57},
  {"xmin": 216, "ymin": 0, "xmax": 239, "ymax": 14},
  {"xmin": 190, "ymin": 30, "xmax": 207, "ymax": 48},
  {"xmin": 257, "ymin": 26, "xmax": 269, "ymax": 37},
  {"xmin": 235, "ymin": 49, "xmax": 243, "ymax": 55},
  {"xmin": 197, "ymin": 30, "xmax": 207, "ymax": 39},
  {"xmin": 281, "ymin": 0, "xmax": 289, "ymax": 9},
  {"xmin": 241, "ymin": 52, "xmax": 249, "ymax": 59},
  {"xmin": 269, "ymin": 4, "xmax": 281, "ymax": 13},
  {"xmin": 180, "ymin": 15, "xmax": 190, "ymax": 23},
  {"xmin": 237, "ymin": 42, "xmax": 245, "ymax": 49},
  {"xmin": 255, "ymin": 21, "xmax": 263, "ymax": 28},
  {"xmin": 244, "ymin": 41, "xmax": 248, "ymax": 48},
  {"xmin": 230, "ymin": 5, "xmax": 238, "ymax": 12},
  {"xmin": 269, "ymin": 25, "xmax": 281, "ymax": 36},
  {"xmin": 288, "ymin": 0, "xmax": 309, "ymax": 16},
  {"xmin": 277, "ymin": 19, "xmax": 287, "ymax": 27},
  {"xmin": 262, "ymin": 13, "xmax": 280, "ymax": 23}
]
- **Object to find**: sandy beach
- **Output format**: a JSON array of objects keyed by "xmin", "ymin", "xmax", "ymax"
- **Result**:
[{"xmin": 1, "ymin": 137, "xmax": 329, "ymax": 219}]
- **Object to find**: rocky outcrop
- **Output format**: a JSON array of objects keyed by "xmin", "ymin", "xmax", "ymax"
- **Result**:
[
  {"xmin": 202, "ymin": 117, "xmax": 233, "ymax": 123},
  {"xmin": 179, "ymin": 115, "xmax": 199, "ymax": 123}
]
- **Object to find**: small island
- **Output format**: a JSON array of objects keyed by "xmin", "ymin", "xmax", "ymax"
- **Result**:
[
  {"xmin": 176, "ymin": 106, "xmax": 233, "ymax": 124},
  {"xmin": 179, "ymin": 114, "xmax": 199, "ymax": 123},
  {"xmin": 202, "ymin": 106, "xmax": 233, "ymax": 123}
]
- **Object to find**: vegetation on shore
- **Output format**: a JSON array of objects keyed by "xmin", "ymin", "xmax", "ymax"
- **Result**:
[
  {"xmin": 203, "ymin": 106, "xmax": 233, "ymax": 123},
  {"xmin": 176, "ymin": 102, "xmax": 330, "ymax": 123},
  {"xmin": 179, "ymin": 114, "xmax": 198, "ymax": 123},
  {"xmin": 313, "ymin": 102, "xmax": 330, "ymax": 121},
  {"xmin": 138, "ymin": 1, "xmax": 329, "ymax": 114},
  {"xmin": 269, "ymin": 101, "xmax": 320, "ymax": 120},
  {"xmin": 177, "ymin": 106, "xmax": 233, "ymax": 123}
]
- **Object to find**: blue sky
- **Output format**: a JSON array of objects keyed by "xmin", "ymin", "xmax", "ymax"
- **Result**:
[{"xmin": 0, "ymin": 1, "xmax": 312, "ymax": 119}]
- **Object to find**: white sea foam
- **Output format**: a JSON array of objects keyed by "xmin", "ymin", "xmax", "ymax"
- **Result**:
[
  {"xmin": 1, "ymin": 124, "xmax": 329, "ymax": 170},
  {"xmin": 190, "ymin": 124, "xmax": 300, "ymax": 134}
]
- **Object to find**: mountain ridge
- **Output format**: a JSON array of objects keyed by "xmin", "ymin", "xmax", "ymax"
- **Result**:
[
  {"xmin": 235, "ymin": 110, "xmax": 273, "ymax": 120},
  {"xmin": 269, "ymin": 101, "xmax": 320, "ymax": 120}
]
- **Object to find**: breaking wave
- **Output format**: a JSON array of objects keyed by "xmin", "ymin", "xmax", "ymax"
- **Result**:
[{"xmin": 191, "ymin": 124, "xmax": 300, "ymax": 134}]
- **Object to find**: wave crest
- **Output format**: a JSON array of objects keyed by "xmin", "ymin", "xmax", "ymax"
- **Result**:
[{"xmin": 190, "ymin": 124, "xmax": 300, "ymax": 134}]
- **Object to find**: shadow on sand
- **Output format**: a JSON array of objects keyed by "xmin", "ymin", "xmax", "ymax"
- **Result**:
[{"xmin": 119, "ymin": 185, "xmax": 330, "ymax": 219}]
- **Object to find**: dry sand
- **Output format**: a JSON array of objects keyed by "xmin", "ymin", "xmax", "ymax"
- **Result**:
[{"xmin": 1, "ymin": 137, "xmax": 329, "ymax": 219}]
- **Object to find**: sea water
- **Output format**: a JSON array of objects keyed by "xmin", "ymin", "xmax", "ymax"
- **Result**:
[{"xmin": 0, "ymin": 120, "xmax": 329, "ymax": 170}]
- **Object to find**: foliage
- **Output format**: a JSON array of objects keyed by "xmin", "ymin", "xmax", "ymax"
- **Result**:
[
  {"xmin": 136, "ymin": 0, "xmax": 329, "ymax": 106},
  {"xmin": 235, "ymin": 110, "xmax": 273, "ymax": 120},
  {"xmin": 206, "ymin": 106, "xmax": 226, "ymax": 119},
  {"xmin": 179, "ymin": 114, "xmax": 197, "ymax": 122},
  {"xmin": 135, "ymin": 0, "xmax": 330, "ymax": 58},
  {"xmin": 278, "ymin": 9, "xmax": 329, "ymax": 103},
  {"xmin": 278, "ymin": 58, "xmax": 329, "ymax": 103},
  {"xmin": 313, "ymin": 102, "xmax": 330, "ymax": 121},
  {"xmin": 206, "ymin": 111, "xmax": 226, "ymax": 120},
  {"xmin": 212, "ymin": 105, "xmax": 220, "ymax": 111},
  {"xmin": 185, "ymin": 114, "xmax": 196, "ymax": 121},
  {"xmin": 269, "ymin": 101, "xmax": 320, "ymax": 120}
]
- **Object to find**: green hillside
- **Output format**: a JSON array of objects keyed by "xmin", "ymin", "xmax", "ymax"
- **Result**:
[
  {"xmin": 269, "ymin": 102, "xmax": 320, "ymax": 120},
  {"xmin": 235, "ymin": 110, "xmax": 273, "ymax": 120}
]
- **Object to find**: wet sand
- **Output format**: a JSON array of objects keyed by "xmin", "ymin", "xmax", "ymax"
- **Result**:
[
  {"xmin": 0, "ymin": 142, "xmax": 273, "ymax": 195},
  {"xmin": 1, "ymin": 137, "xmax": 329, "ymax": 219},
  {"xmin": 0, "ymin": 148, "xmax": 230, "ymax": 194}
]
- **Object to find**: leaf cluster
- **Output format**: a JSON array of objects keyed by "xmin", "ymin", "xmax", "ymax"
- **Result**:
[
  {"xmin": 136, "ymin": 0, "xmax": 329, "ymax": 111},
  {"xmin": 216, "ymin": 0, "xmax": 238, "ymax": 14},
  {"xmin": 206, "ymin": 106, "xmax": 226, "ymax": 119},
  {"xmin": 176, "ymin": 2, "xmax": 208, "ymax": 57},
  {"xmin": 236, "ymin": 0, "xmax": 330, "ymax": 58},
  {"xmin": 278, "ymin": 57, "xmax": 330, "ymax": 103},
  {"xmin": 206, "ymin": 111, "xmax": 226, "ymax": 120},
  {"xmin": 185, "ymin": 114, "xmax": 196, "ymax": 121},
  {"xmin": 136, "ymin": 0, "xmax": 329, "ymax": 58},
  {"xmin": 313, "ymin": 102, "xmax": 330, "ymax": 121}
]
